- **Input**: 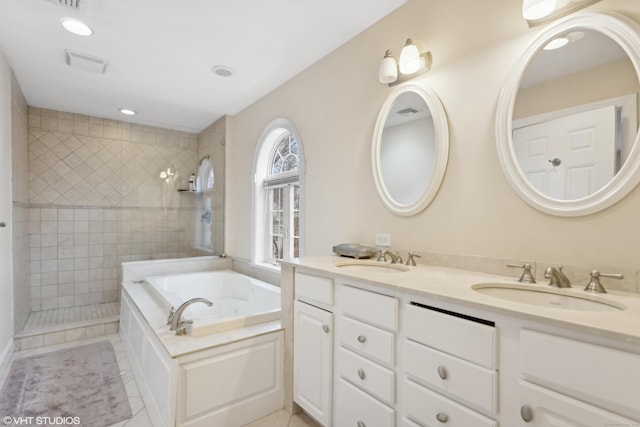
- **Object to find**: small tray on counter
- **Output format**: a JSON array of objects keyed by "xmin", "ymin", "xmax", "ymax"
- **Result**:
[{"xmin": 332, "ymin": 243, "xmax": 378, "ymax": 259}]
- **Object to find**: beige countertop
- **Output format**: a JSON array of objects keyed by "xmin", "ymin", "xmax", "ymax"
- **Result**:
[{"xmin": 284, "ymin": 256, "xmax": 640, "ymax": 345}]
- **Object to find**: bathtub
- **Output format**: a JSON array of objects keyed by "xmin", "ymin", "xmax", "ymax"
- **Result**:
[
  {"xmin": 120, "ymin": 260, "xmax": 284, "ymax": 427},
  {"xmin": 145, "ymin": 270, "xmax": 281, "ymax": 337}
]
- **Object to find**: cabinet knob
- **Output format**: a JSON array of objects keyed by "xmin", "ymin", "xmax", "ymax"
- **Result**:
[
  {"xmin": 437, "ymin": 365, "xmax": 448, "ymax": 380},
  {"xmin": 357, "ymin": 335, "xmax": 367, "ymax": 343},
  {"xmin": 0, "ymin": 222, "xmax": 5, "ymax": 228},
  {"xmin": 357, "ymin": 368, "xmax": 366, "ymax": 380},
  {"xmin": 322, "ymin": 324, "xmax": 330, "ymax": 333},
  {"xmin": 436, "ymin": 413, "xmax": 449, "ymax": 423},
  {"xmin": 357, "ymin": 421, "xmax": 366, "ymax": 427},
  {"xmin": 520, "ymin": 405, "xmax": 533, "ymax": 423}
]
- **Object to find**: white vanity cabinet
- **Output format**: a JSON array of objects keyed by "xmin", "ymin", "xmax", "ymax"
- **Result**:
[
  {"xmin": 402, "ymin": 302, "xmax": 498, "ymax": 427},
  {"xmin": 516, "ymin": 329, "xmax": 640, "ymax": 426},
  {"xmin": 293, "ymin": 272, "xmax": 334, "ymax": 427},
  {"xmin": 334, "ymin": 283, "xmax": 399, "ymax": 427}
]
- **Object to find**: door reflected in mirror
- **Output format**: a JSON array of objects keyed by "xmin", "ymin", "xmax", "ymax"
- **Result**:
[
  {"xmin": 372, "ymin": 81, "xmax": 449, "ymax": 216},
  {"xmin": 512, "ymin": 28, "xmax": 639, "ymax": 200}
]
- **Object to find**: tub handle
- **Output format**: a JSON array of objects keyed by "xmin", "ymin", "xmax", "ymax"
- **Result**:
[
  {"xmin": 357, "ymin": 335, "xmax": 367, "ymax": 343},
  {"xmin": 175, "ymin": 319, "xmax": 193, "ymax": 336},
  {"xmin": 167, "ymin": 307, "xmax": 176, "ymax": 326}
]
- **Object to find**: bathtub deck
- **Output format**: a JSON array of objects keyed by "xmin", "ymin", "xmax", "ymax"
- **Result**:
[{"xmin": 15, "ymin": 302, "xmax": 121, "ymax": 351}]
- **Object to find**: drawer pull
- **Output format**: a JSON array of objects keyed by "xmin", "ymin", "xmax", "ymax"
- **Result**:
[
  {"xmin": 322, "ymin": 324, "xmax": 330, "ymax": 333},
  {"xmin": 437, "ymin": 365, "xmax": 448, "ymax": 380},
  {"xmin": 357, "ymin": 335, "xmax": 367, "ymax": 343},
  {"xmin": 520, "ymin": 405, "xmax": 533, "ymax": 423},
  {"xmin": 357, "ymin": 368, "xmax": 366, "ymax": 380},
  {"xmin": 436, "ymin": 413, "xmax": 449, "ymax": 423},
  {"xmin": 357, "ymin": 421, "xmax": 366, "ymax": 427}
]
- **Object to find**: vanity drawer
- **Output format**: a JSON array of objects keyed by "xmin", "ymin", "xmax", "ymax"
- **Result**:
[
  {"xmin": 338, "ymin": 315, "xmax": 395, "ymax": 366},
  {"xmin": 404, "ymin": 379, "xmax": 497, "ymax": 427},
  {"xmin": 337, "ymin": 346, "xmax": 395, "ymax": 405},
  {"xmin": 335, "ymin": 378, "xmax": 395, "ymax": 427},
  {"xmin": 521, "ymin": 329, "xmax": 640, "ymax": 420},
  {"xmin": 404, "ymin": 303, "xmax": 496, "ymax": 369},
  {"xmin": 295, "ymin": 272, "xmax": 333, "ymax": 307},
  {"xmin": 404, "ymin": 339, "xmax": 497, "ymax": 414},
  {"xmin": 341, "ymin": 284, "xmax": 398, "ymax": 331}
]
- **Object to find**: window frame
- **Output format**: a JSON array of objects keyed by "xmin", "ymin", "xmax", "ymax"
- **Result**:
[{"xmin": 252, "ymin": 118, "xmax": 305, "ymax": 266}]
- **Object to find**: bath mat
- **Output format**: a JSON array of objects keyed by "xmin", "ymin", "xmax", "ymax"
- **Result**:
[{"xmin": 0, "ymin": 340, "xmax": 132, "ymax": 427}]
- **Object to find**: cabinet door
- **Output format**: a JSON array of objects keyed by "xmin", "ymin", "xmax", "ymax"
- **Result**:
[
  {"xmin": 518, "ymin": 381, "xmax": 639, "ymax": 427},
  {"xmin": 294, "ymin": 300, "xmax": 333, "ymax": 426}
]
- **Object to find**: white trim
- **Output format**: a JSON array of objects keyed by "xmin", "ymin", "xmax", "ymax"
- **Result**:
[
  {"xmin": 496, "ymin": 11, "xmax": 640, "ymax": 216},
  {"xmin": 372, "ymin": 80, "xmax": 449, "ymax": 216}
]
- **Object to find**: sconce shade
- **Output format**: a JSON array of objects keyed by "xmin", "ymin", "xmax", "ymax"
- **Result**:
[
  {"xmin": 522, "ymin": 0, "xmax": 557, "ymax": 20},
  {"xmin": 399, "ymin": 39, "xmax": 421, "ymax": 75},
  {"xmin": 378, "ymin": 50, "xmax": 398, "ymax": 84}
]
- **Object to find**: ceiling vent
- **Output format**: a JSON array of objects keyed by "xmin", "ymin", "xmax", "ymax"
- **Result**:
[
  {"xmin": 396, "ymin": 107, "xmax": 420, "ymax": 116},
  {"xmin": 47, "ymin": 0, "xmax": 81, "ymax": 9},
  {"xmin": 65, "ymin": 49, "xmax": 107, "ymax": 74}
]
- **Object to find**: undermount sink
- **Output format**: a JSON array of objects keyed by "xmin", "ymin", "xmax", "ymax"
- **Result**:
[
  {"xmin": 335, "ymin": 260, "xmax": 409, "ymax": 273},
  {"xmin": 472, "ymin": 283, "xmax": 625, "ymax": 312}
]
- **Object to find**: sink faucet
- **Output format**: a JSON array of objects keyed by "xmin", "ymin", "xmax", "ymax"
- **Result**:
[
  {"xmin": 377, "ymin": 249, "xmax": 403, "ymax": 264},
  {"xmin": 544, "ymin": 265, "xmax": 571, "ymax": 288},
  {"xmin": 584, "ymin": 270, "xmax": 623, "ymax": 294},
  {"xmin": 169, "ymin": 298, "xmax": 213, "ymax": 335}
]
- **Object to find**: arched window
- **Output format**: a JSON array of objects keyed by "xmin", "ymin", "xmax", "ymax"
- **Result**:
[{"xmin": 253, "ymin": 119, "xmax": 305, "ymax": 265}]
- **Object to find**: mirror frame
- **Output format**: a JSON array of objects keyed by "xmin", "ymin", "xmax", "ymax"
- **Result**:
[
  {"xmin": 372, "ymin": 80, "xmax": 449, "ymax": 216},
  {"xmin": 496, "ymin": 11, "xmax": 640, "ymax": 216}
]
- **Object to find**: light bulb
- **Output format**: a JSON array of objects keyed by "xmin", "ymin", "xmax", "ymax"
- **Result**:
[
  {"xmin": 378, "ymin": 50, "xmax": 398, "ymax": 84},
  {"xmin": 399, "ymin": 39, "xmax": 421, "ymax": 75},
  {"xmin": 522, "ymin": 0, "xmax": 557, "ymax": 20}
]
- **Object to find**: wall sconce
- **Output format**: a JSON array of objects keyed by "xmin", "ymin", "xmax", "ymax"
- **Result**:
[
  {"xmin": 378, "ymin": 38, "xmax": 432, "ymax": 86},
  {"xmin": 522, "ymin": 0, "xmax": 602, "ymax": 25}
]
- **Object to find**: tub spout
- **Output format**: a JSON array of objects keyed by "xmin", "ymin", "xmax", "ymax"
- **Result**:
[{"xmin": 170, "ymin": 298, "xmax": 214, "ymax": 334}]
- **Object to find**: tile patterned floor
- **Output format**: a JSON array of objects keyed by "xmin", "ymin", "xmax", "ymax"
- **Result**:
[{"xmin": 4, "ymin": 334, "xmax": 319, "ymax": 427}]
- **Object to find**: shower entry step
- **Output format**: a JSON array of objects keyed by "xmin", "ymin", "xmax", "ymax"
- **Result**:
[{"xmin": 14, "ymin": 302, "xmax": 120, "ymax": 351}]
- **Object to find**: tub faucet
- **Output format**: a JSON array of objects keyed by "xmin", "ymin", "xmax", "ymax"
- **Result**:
[
  {"xmin": 544, "ymin": 265, "xmax": 571, "ymax": 288},
  {"xmin": 170, "ymin": 298, "xmax": 214, "ymax": 335}
]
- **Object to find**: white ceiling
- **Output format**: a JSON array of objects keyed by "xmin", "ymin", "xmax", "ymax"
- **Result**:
[{"xmin": 0, "ymin": 0, "xmax": 407, "ymax": 132}]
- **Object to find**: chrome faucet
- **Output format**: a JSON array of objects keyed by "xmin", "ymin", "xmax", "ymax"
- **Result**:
[
  {"xmin": 507, "ymin": 263, "xmax": 536, "ymax": 284},
  {"xmin": 584, "ymin": 270, "xmax": 623, "ymax": 294},
  {"xmin": 377, "ymin": 249, "xmax": 403, "ymax": 264},
  {"xmin": 405, "ymin": 251, "xmax": 422, "ymax": 266},
  {"xmin": 544, "ymin": 265, "xmax": 571, "ymax": 288},
  {"xmin": 169, "ymin": 298, "xmax": 213, "ymax": 335}
]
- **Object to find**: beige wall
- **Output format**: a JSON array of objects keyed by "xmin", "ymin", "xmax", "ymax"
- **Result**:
[{"xmin": 228, "ymin": 0, "xmax": 640, "ymax": 279}]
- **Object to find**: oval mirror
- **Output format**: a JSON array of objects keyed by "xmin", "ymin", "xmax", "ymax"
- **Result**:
[
  {"xmin": 496, "ymin": 12, "xmax": 640, "ymax": 216},
  {"xmin": 372, "ymin": 81, "xmax": 449, "ymax": 216}
]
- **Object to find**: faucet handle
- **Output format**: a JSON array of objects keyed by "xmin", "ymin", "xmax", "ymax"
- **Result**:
[
  {"xmin": 394, "ymin": 251, "xmax": 403, "ymax": 265},
  {"xmin": 405, "ymin": 252, "xmax": 422, "ymax": 266},
  {"xmin": 507, "ymin": 263, "xmax": 536, "ymax": 284},
  {"xmin": 167, "ymin": 306, "xmax": 175, "ymax": 326},
  {"xmin": 175, "ymin": 319, "xmax": 194, "ymax": 336},
  {"xmin": 584, "ymin": 270, "xmax": 623, "ymax": 294}
]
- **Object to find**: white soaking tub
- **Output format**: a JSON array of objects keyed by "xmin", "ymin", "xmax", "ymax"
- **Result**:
[
  {"xmin": 145, "ymin": 270, "xmax": 281, "ymax": 336},
  {"xmin": 120, "ymin": 259, "xmax": 283, "ymax": 427}
]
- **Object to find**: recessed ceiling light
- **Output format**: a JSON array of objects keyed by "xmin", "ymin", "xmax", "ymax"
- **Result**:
[
  {"xmin": 61, "ymin": 17, "xmax": 92, "ymax": 36},
  {"xmin": 119, "ymin": 108, "xmax": 136, "ymax": 116},
  {"xmin": 211, "ymin": 65, "xmax": 234, "ymax": 77}
]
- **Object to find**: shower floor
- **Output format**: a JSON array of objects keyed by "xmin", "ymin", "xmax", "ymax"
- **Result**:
[{"xmin": 15, "ymin": 302, "xmax": 121, "ymax": 351}]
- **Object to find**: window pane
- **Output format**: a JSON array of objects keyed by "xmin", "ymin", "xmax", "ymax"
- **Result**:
[
  {"xmin": 272, "ymin": 236, "xmax": 283, "ymax": 260},
  {"xmin": 270, "ymin": 132, "xmax": 299, "ymax": 176}
]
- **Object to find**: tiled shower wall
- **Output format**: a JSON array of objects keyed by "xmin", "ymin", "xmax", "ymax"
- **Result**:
[
  {"xmin": 27, "ymin": 108, "xmax": 205, "ymax": 312},
  {"xmin": 11, "ymin": 74, "xmax": 30, "ymax": 332}
]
